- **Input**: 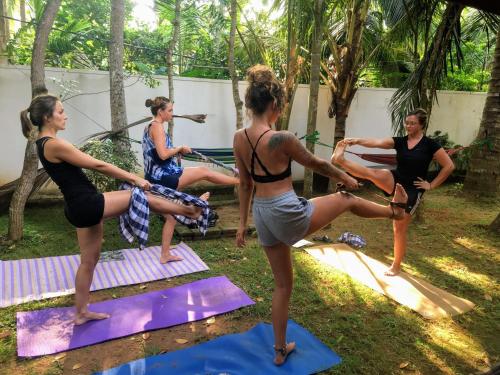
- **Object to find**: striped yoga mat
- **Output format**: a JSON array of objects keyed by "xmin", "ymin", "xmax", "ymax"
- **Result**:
[{"xmin": 0, "ymin": 242, "xmax": 208, "ymax": 308}]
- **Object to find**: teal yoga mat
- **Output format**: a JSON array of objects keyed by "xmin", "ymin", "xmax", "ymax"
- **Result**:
[{"xmin": 96, "ymin": 320, "xmax": 341, "ymax": 374}]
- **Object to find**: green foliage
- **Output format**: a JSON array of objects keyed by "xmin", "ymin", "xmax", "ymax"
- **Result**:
[
  {"xmin": 83, "ymin": 139, "xmax": 138, "ymax": 192},
  {"xmin": 427, "ymin": 130, "xmax": 470, "ymax": 176}
]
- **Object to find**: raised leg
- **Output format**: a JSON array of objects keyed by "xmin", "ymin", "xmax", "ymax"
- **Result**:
[
  {"xmin": 177, "ymin": 166, "xmax": 239, "ymax": 189},
  {"xmin": 74, "ymin": 222, "xmax": 110, "ymax": 325},
  {"xmin": 332, "ymin": 141, "xmax": 395, "ymax": 194},
  {"xmin": 305, "ymin": 184, "xmax": 408, "ymax": 235},
  {"xmin": 263, "ymin": 242, "xmax": 296, "ymax": 366}
]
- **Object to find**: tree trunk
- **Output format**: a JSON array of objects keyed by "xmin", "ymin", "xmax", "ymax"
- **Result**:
[
  {"xmin": 109, "ymin": 0, "xmax": 130, "ymax": 153},
  {"xmin": 228, "ymin": 0, "xmax": 243, "ymax": 130},
  {"xmin": 20, "ymin": 0, "xmax": 26, "ymax": 23},
  {"xmin": 490, "ymin": 213, "xmax": 500, "ymax": 233},
  {"xmin": 303, "ymin": 0, "xmax": 323, "ymax": 199},
  {"xmin": 8, "ymin": 0, "xmax": 61, "ymax": 241},
  {"xmin": 0, "ymin": 0, "xmax": 8, "ymax": 65},
  {"xmin": 464, "ymin": 28, "xmax": 500, "ymax": 197},
  {"xmin": 277, "ymin": 0, "xmax": 300, "ymax": 131},
  {"xmin": 166, "ymin": 0, "xmax": 181, "ymax": 140}
]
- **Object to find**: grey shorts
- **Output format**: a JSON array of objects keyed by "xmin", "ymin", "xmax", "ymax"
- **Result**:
[{"xmin": 252, "ymin": 190, "xmax": 315, "ymax": 247}]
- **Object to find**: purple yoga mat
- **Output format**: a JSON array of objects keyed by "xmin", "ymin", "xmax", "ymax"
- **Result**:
[{"xmin": 17, "ymin": 276, "xmax": 254, "ymax": 357}]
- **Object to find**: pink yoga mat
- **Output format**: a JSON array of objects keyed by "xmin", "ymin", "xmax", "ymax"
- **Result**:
[{"xmin": 17, "ymin": 276, "xmax": 254, "ymax": 357}]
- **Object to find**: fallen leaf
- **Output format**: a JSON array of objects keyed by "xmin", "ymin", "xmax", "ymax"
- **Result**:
[
  {"xmin": 0, "ymin": 331, "xmax": 10, "ymax": 340},
  {"xmin": 206, "ymin": 317, "xmax": 216, "ymax": 325},
  {"xmin": 399, "ymin": 361, "xmax": 409, "ymax": 369},
  {"xmin": 140, "ymin": 285, "xmax": 147, "ymax": 289},
  {"xmin": 242, "ymin": 257, "xmax": 248, "ymax": 261},
  {"xmin": 72, "ymin": 363, "xmax": 83, "ymax": 370},
  {"xmin": 53, "ymin": 353, "xmax": 66, "ymax": 362},
  {"xmin": 129, "ymin": 337, "xmax": 136, "ymax": 341},
  {"xmin": 142, "ymin": 333, "xmax": 151, "ymax": 340},
  {"xmin": 485, "ymin": 294, "xmax": 492, "ymax": 301},
  {"xmin": 256, "ymin": 297, "xmax": 264, "ymax": 302},
  {"xmin": 175, "ymin": 338, "xmax": 188, "ymax": 344},
  {"xmin": 112, "ymin": 294, "xmax": 117, "ymax": 299}
]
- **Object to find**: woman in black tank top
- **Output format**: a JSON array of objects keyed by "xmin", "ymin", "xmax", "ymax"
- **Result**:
[
  {"xmin": 233, "ymin": 65, "xmax": 410, "ymax": 366},
  {"xmin": 23, "ymin": 95, "xmax": 202, "ymax": 326}
]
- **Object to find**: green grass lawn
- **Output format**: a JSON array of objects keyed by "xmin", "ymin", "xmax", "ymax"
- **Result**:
[{"xmin": 0, "ymin": 185, "xmax": 498, "ymax": 375}]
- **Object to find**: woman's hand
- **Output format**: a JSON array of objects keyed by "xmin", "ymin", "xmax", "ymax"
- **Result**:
[
  {"xmin": 413, "ymin": 177, "xmax": 432, "ymax": 190},
  {"xmin": 236, "ymin": 225, "xmax": 247, "ymax": 247},
  {"xmin": 133, "ymin": 177, "xmax": 152, "ymax": 190},
  {"xmin": 178, "ymin": 145, "xmax": 192, "ymax": 154},
  {"xmin": 342, "ymin": 175, "xmax": 359, "ymax": 190}
]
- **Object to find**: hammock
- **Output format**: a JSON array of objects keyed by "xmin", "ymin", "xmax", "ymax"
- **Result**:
[{"xmin": 182, "ymin": 148, "xmax": 238, "ymax": 175}]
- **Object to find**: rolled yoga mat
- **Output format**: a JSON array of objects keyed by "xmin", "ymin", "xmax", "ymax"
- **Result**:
[
  {"xmin": 1, "ymin": 242, "xmax": 207, "ymax": 307},
  {"xmin": 95, "ymin": 320, "xmax": 342, "ymax": 375},
  {"xmin": 306, "ymin": 243, "xmax": 475, "ymax": 319},
  {"xmin": 17, "ymin": 276, "xmax": 254, "ymax": 357}
]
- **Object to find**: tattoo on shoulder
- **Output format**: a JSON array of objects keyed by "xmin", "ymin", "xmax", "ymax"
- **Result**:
[{"xmin": 268, "ymin": 132, "xmax": 293, "ymax": 151}]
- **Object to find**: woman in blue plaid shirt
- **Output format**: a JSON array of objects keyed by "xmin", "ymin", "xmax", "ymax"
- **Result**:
[{"xmin": 143, "ymin": 96, "xmax": 239, "ymax": 263}]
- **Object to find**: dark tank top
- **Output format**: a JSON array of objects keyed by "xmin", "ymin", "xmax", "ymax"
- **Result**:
[{"xmin": 36, "ymin": 137, "xmax": 98, "ymax": 201}]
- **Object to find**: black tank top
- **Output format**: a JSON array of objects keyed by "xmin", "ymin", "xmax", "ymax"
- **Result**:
[
  {"xmin": 36, "ymin": 137, "xmax": 98, "ymax": 201},
  {"xmin": 244, "ymin": 129, "xmax": 292, "ymax": 183}
]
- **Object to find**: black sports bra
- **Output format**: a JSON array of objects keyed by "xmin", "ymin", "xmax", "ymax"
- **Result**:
[{"xmin": 244, "ymin": 129, "xmax": 292, "ymax": 183}]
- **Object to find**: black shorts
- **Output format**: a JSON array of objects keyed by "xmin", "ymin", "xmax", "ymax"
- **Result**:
[
  {"xmin": 64, "ymin": 193, "xmax": 105, "ymax": 228},
  {"xmin": 384, "ymin": 170, "xmax": 424, "ymax": 215},
  {"xmin": 146, "ymin": 171, "xmax": 183, "ymax": 190}
]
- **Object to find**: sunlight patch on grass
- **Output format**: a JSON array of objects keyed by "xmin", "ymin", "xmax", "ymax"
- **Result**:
[{"xmin": 425, "ymin": 323, "xmax": 488, "ymax": 370}]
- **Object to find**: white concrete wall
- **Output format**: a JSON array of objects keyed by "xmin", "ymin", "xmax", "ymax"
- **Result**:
[{"xmin": 0, "ymin": 65, "xmax": 486, "ymax": 184}]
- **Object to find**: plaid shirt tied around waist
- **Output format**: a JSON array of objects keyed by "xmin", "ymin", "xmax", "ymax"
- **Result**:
[{"xmin": 119, "ymin": 183, "xmax": 211, "ymax": 249}]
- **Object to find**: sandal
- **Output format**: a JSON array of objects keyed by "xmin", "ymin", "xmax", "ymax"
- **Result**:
[
  {"xmin": 312, "ymin": 235, "xmax": 333, "ymax": 243},
  {"xmin": 389, "ymin": 201, "xmax": 408, "ymax": 219},
  {"xmin": 273, "ymin": 342, "xmax": 295, "ymax": 366}
]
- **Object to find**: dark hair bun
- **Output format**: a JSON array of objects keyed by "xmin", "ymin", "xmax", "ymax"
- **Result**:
[
  {"xmin": 247, "ymin": 65, "xmax": 275, "ymax": 86},
  {"xmin": 245, "ymin": 65, "xmax": 285, "ymax": 116},
  {"xmin": 145, "ymin": 98, "xmax": 153, "ymax": 108}
]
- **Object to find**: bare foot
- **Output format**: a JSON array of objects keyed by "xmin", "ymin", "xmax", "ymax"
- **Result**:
[
  {"xmin": 390, "ymin": 183, "xmax": 408, "ymax": 220},
  {"xmin": 200, "ymin": 191, "xmax": 210, "ymax": 201},
  {"xmin": 331, "ymin": 140, "xmax": 347, "ymax": 165},
  {"xmin": 274, "ymin": 342, "xmax": 296, "ymax": 366},
  {"xmin": 384, "ymin": 264, "xmax": 401, "ymax": 276},
  {"xmin": 74, "ymin": 311, "xmax": 110, "ymax": 325},
  {"xmin": 160, "ymin": 253, "xmax": 183, "ymax": 264}
]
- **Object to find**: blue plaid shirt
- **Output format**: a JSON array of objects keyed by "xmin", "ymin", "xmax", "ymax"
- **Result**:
[{"xmin": 119, "ymin": 183, "xmax": 211, "ymax": 249}]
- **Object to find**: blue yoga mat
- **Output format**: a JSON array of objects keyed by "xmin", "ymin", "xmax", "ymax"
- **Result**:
[{"xmin": 96, "ymin": 320, "xmax": 341, "ymax": 375}]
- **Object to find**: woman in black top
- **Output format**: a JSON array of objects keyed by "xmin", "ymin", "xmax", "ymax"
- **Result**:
[
  {"xmin": 234, "ymin": 65, "xmax": 409, "ymax": 366},
  {"xmin": 23, "ymin": 94, "xmax": 201, "ymax": 325},
  {"xmin": 332, "ymin": 108, "xmax": 455, "ymax": 276}
]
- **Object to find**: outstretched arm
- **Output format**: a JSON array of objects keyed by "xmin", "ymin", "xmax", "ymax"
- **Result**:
[
  {"xmin": 46, "ymin": 139, "xmax": 150, "ymax": 189},
  {"xmin": 277, "ymin": 132, "xmax": 358, "ymax": 189},
  {"xmin": 233, "ymin": 131, "xmax": 254, "ymax": 247},
  {"xmin": 344, "ymin": 137, "xmax": 395, "ymax": 149}
]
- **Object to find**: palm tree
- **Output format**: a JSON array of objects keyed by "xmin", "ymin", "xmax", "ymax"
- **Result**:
[
  {"xmin": 464, "ymin": 27, "xmax": 499, "ymax": 197},
  {"xmin": 389, "ymin": 1, "xmax": 465, "ymax": 133},
  {"xmin": 303, "ymin": 0, "xmax": 325, "ymax": 198},
  {"xmin": 229, "ymin": 0, "xmax": 243, "ymax": 129},
  {"xmin": 8, "ymin": 0, "xmax": 62, "ymax": 241},
  {"xmin": 109, "ymin": 0, "xmax": 130, "ymax": 153}
]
